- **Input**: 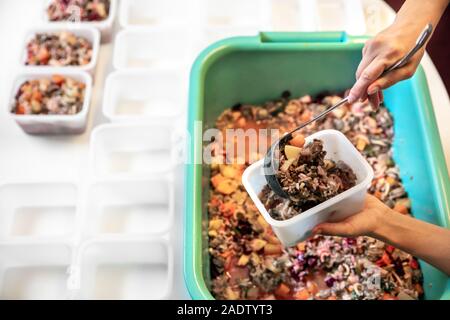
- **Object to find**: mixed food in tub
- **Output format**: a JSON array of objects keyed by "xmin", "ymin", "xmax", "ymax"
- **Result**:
[
  {"xmin": 207, "ymin": 93, "xmax": 423, "ymax": 300},
  {"xmin": 46, "ymin": 0, "xmax": 110, "ymax": 22}
]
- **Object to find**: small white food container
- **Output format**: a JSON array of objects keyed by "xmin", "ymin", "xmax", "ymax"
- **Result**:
[
  {"xmin": 113, "ymin": 28, "xmax": 193, "ymax": 71},
  {"xmin": 43, "ymin": 0, "xmax": 117, "ymax": 43},
  {"xmin": 0, "ymin": 243, "xmax": 73, "ymax": 300},
  {"xmin": 102, "ymin": 70, "xmax": 185, "ymax": 122},
  {"xmin": 20, "ymin": 25, "xmax": 100, "ymax": 77},
  {"xmin": 89, "ymin": 123, "xmax": 181, "ymax": 178},
  {"xmin": 8, "ymin": 69, "xmax": 92, "ymax": 135},
  {"xmin": 242, "ymin": 129, "xmax": 374, "ymax": 247},
  {"xmin": 83, "ymin": 177, "xmax": 174, "ymax": 237},
  {"xmin": 119, "ymin": 0, "xmax": 192, "ymax": 28},
  {"xmin": 77, "ymin": 239, "xmax": 173, "ymax": 299}
]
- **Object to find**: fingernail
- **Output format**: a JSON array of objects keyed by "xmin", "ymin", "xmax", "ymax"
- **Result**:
[
  {"xmin": 347, "ymin": 94, "xmax": 356, "ymax": 104},
  {"xmin": 368, "ymin": 86, "xmax": 379, "ymax": 95}
]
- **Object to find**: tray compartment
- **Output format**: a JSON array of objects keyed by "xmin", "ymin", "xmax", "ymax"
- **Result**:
[
  {"xmin": 0, "ymin": 182, "xmax": 78, "ymax": 240},
  {"xmin": 119, "ymin": 0, "xmax": 192, "ymax": 27},
  {"xmin": 78, "ymin": 240, "xmax": 173, "ymax": 299},
  {"xmin": 90, "ymin": 123, "xmax": 178, "ymax": 178},
  {"xmin": 84, "ymin": 177, "xmax": 174, "ymax": 236},
  {"xmin": 113, "ymin": 28, "xmax": 193, "ymax": 70},
  {"xmin": 103, "ymin": 70, "xmax": 185, "ymax": 122},
  {"xmin": 0, "ymin": 243, "xmax": 72, "ymax": 300}
]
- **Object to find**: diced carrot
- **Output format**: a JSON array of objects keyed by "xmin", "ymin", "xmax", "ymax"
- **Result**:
[
  {"xmin": 393, "ymin": 203, "xmax": 408, "ymax": 214},
  {"xmin": 275, "ymin": 283, "xmax": 291, "ymax": 298},
  {"xmin": 296, "ymin": 242, "xmax": 306, "ymax": 251},
  {"xmin": 211, "ymin": 174, "xmax": 225, "ymax": 188},
  {"xmin": 294, "ymin": 289, "xmax": 310, "ymax": 300},
  {"xmin": 219, "ymin": 202, "xmax": 236, "ymax": 217},
  {"xmin": 51, "ymin": 74, "xmax": 65, "ymax": 85},
  {"xmin": 264, "ymin": 243, "xmax": 282, "ymax": 256},
  {"xmin": 31, "ymin": 90, "xmax": 42, "ymax": 102},
  {"xmin": 376, "ymin": 252, "xmax": 391, "ymax": 267},
  {"xmin": 15, "ymin": 104, "xmax": 26, "ymax": 115},
  {"xmin": 289, "ymin": 134, "xmax": 305, "ymax": 148},
  {"xmin": 216, "ymin": 179, "xmax": 238, "ymax": 195}
]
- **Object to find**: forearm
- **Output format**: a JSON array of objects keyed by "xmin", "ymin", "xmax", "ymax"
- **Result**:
[
  {"xmin": 372, "ymin": 210, "xmax": 450, "ymax": 275},
  {"xmin": 393, "ymin": 0, "xmax": 449, "ymax": 32}
]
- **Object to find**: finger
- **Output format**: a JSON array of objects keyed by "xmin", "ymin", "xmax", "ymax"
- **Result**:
[
  {"xmin": 368, "ymin": 91, "xmax": 380, "ymax": 109},
  {"xmin": 348, "ymin": 59, "xmax": 387, "ymax": 103},
  {"xmin": 367, "ymin": 64, "xmax": 416, "ymax": 93},
  {"xmin": 312, "ymin": 222, "xmax": 354, "ymax": 237}
]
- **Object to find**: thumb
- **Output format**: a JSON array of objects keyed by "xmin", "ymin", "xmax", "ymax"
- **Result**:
[{"xmin": 313, "ymin": 222, "xmax": 354, "ymax": 237}]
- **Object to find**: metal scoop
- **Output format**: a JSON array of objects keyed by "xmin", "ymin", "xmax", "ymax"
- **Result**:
[{"xmin": 263, "ymin": 23, "xmax": 433, "ymax": 199}]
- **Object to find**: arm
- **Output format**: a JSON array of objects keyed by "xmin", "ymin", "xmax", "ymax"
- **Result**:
[
  {"xmin": 313, "ymin": 194, "xmax": 450, "ymax": 275},
  {"xmin": 348, "ymin": 0, "xmax": 449, "ymax": 107}
]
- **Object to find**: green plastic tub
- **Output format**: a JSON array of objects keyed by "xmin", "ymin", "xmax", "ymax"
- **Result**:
[{"xmin": 184, "ymin": 32, "xmax": 450, "ymax": 300}]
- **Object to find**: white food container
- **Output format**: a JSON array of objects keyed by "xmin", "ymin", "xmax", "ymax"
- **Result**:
[
  {"xmin": 0, "ymin": 182, "xmax": 79, "ymax": 241},
  {"xmin": 43, "ymin": 0, "xmax": 117, "ymax": 43},
  {"xmin": 102, "ymin": 70, "xmax": 185, "ymax": 123},
  {"xmin": 82, "ymin": 177, "xmax": 174, "ymax": 237},
  {"xmin": 77, "ymin": 239, "xmax": 173, "ymax": 299},
  {"xmin": 119, "ymin": 0, "xmax": 192, "ymax": 28},
  {"xmin": 112, "ymin": 28, "xmax": 193, "ymax": 71},
  {"xmin": 8, "ymin": 69, "xmax": 92, "ymax": 135},
  {"xmin": 20, "ymin": 25, "xmax": 100, "ymax": 77},
  {"xmin": 89, "ymin": 123, "xmax": 182, "ymax": 178},
  {"xmin": 242, "ymin": 129, "xmax": 374, "ymax": 247},
  {"xmin": 0, "ymin": 243, "xmax": 73, "ymax": 300}
]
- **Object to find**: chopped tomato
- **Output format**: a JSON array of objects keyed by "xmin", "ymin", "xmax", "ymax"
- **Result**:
[
  {"xmin": 376, "ymin": 252, "xmax": 391, "ymax": 267},
  {"xmin": 51, "ymin": 74, "xmax": 65, "ymax": 85},
  {"xmin": 219, "ymin": 202, "xmax": 235, "ymax": 217},
  {"xmin": 409, "ymin": 259, "xmax": 419, "ymax": 269}
]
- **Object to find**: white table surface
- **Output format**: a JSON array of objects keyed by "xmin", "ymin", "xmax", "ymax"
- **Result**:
[{"xmin": 0, "ymin": 0, "xmax": 448, "ymax": 299}]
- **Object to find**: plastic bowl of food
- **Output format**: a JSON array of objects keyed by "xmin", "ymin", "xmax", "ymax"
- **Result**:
[
  {"xmin": 20, "ymin": 25, "xmax": 100, "ymax": 76},
  {"xmin": 242, "ymin": 129, "xmax": 374, "ymax": 246},
  {"xmin": 8, "ymin": 69, "xmax": 92, "ymax": 135}
]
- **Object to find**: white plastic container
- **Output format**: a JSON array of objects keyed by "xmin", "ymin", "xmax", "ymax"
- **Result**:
[
  {"xmin": 112, "ymin": 28, "xmax": 193, "ymax": 71},
  {"xmin": 0, "ymin": 243, "xmax": 73, "ymax": 300},
  {"xmin": 102, "ymin": 70, "xmax": 185, "ymax": 123},
  {"xmin": 294, "ymin": 0, "xmax": 366, "ymax": 34},
  {"xmin": 77, "ymin": 239, "xmax": 173, "ymax": 299},
  {"xmin": 20, "ymin": 25, "xmax": 100, "ymax": 77},
  {"xmin": 199, "ymin": 0, "xmax": 271, "ymax": 29},
  {"xmin": 43, "ymin": 0, "xmax": 117, "ymax": 43},
  {"xmin": 119, "ymin": 0, "xmax": 192, "ymax": 28},
  {"xmin": 242, "ymin": 129, "xmax": 374, "ymax": 247},
  {"xmin": 8, "ymin": 69, "xmax": 93, "ymax": 135},
  {"xmin": 0, "ymin": 182, "xmax": 79, "ymax": 241},
  {"xmin": 83, "ymin": 177, "xmax": 174, "ymax": 237},
  {"xmin": 89, "ymin": 123, "xmax": 181, "ymax": 178}
]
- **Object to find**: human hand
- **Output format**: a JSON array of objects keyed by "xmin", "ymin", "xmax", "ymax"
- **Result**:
[
  {"xmin": 347, "ymin": 22, "xmax": 426, "ymax": 108},
  {"xmin": 312, "ymin": 194, "xmax": 391, "ymax": 237}
]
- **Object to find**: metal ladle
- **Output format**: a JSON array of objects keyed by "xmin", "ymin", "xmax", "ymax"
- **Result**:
[{"xmin": 263, "ymin": 23, "xmax": 433, "ymax": 199}]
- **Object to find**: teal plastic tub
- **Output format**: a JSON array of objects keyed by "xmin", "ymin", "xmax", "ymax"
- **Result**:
[{"xmin": 185, "ymin": 32, "xmax": 450, "ymax": 300}]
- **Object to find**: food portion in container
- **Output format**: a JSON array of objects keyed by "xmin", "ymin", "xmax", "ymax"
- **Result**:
[
  {"xmin": 207, "ymin": 93, "xmax": 423, "ymax": 300},
  {"xmin": 25, "ymin": 32, "xmax": 93, "ymax": 66},
  {"xmin": 12, "ymin": 75, "xmax": 85, "ymax": 115},
  {"xmin": 259, "ymin": 137, "xmax": 357, "ymax": 220},
  {"xmin": 47, "ymin": 0, "xmax": 110, "ymax": 22}
]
